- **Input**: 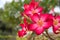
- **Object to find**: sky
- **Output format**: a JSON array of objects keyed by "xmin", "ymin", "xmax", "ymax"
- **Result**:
[{"xmin": 0, "ymin": 0, "xmax": 12, "ymax": 8}]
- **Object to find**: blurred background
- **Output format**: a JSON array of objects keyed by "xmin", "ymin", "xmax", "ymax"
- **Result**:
[{"xmin": 0, "ymin": 0, "xmax": 60, "ymax": 40}]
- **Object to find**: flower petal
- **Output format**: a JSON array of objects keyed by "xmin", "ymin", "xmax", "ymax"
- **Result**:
[
  {"xmin": 57, "ymin": 23, "xmax": 60, "ymax": 27},
  {"xmin": 24, "ymin": 18, "xmax": 28, "ymax": 26},
  {"xmin": 24, "ymin": 4, "xmax": 29, "ymax": 10},
  {"xmin": 28, "ymin": 24, "xmax": 38, "ymax": 31},
  {"xmin": 20, "ymin": 24, "xmax": 27, "ymax": 31},
  {"xmin": 53, "ymin": 26, "xmax": 59, "ymax": 34},
  {"xmin": 46, "ymin": 14, "xmax": 53, "ymax": 23},
  {"xmin": 20, "ymin": 24, "xmax": 25, "ymax": 27},
  {"xmin": 31, "ymin": 14, "xmax": 39, "ymax": 22},
  {"xmin": 30, "ymin": 0, "xmax": 39, "ymax": 9},
  {"xmin": 34, "ymin": 27, "xmax": 44, "ymax": 35},
  {"xmin": 24, "ymin": 9, "xmax": 32, "ymax": 16},
  {"xmin": 18, "ymin": 30, "xmax": 26, "ymax": 37},
  {"xmin": 35, "ymin": 7, "xmax": 43, "ymax": 13},
  {"xmin": 56, "ymin": 16, "xmax": 60, "ymax": 22},
  {"xmin": 40, "ymin": 14, "xmax": 49, "ymax": 21},
  {"xmin": 43, "ymin": 22, "xmax": 52, "ymax": 29}
]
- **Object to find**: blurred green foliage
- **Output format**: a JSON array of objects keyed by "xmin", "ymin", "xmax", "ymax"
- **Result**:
[
  {"xmin": 0, "ymin": 0, "xmax": 31, "ymax": 40},
  {"xmin": 40, "ymin": 0, "xmax": 57, "ymax": 12}
]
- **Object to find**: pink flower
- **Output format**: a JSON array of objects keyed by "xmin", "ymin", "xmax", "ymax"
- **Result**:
[
  {"xmin": 18, "ymin": 18, "xmax": 28, "ymax": 37},
  {"xmin": 53, "ymin": 16, "xmax": 60, "ymax": 34},
  {"xmin": 28, "ymin": 14, "xmax": 52, "ymax": 35},
  {"xmin": 21, "ymin": 18, "xmax": 28, "ymax": 28},
  {"xmin": 24, "ymin": 0, "xmax": 43, "ymax": 16},
  {"xmin": 24, "ymin": 0, "xmax": 39, "ymax": 10},
  {"xmin": 18, "ymin": 29, "xmax": 26, "ymax": 37}
]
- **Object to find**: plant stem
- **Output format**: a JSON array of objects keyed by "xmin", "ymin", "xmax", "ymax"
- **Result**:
[
  {"xmin": 27, "ymin": 33, "xmax": 32, "ymax": 40},
  {"xmin": 38, "ymin": 0, "xmax": 42, "ymax": 2},
  {"xmin": 24, "ymin": 14, "xmax": 32, "ymax": 22},
  {"xmin": 27, "ymin": 32, "xmax": 35, "ymax": 40},
  {"xmin": 33, "ymin": 37, "xmax": 35, "ymax": 40},
  {"xmin": 45, "ymin": 30, "xmax": 55, "ymax": 40}
]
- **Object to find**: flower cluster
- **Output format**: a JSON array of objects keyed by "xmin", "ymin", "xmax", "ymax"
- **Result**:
[{"xmin": 18, "ymin": 0, "xmax": 60, "ymax": 37}]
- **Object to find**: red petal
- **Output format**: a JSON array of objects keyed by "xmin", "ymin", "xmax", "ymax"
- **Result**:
[
  {"xmin": 43, "ymin": 22, "xmax": 52, "ymax": 29},
  {"xmin": 20, "ymin": 24, "xmax": 25, "ymax": 28},
  {"xmin": 20, "ymin": 24, "xmax": 26, "ymax": 31},
  {"xmin": 40, "ymin": 14, "xmax": 49, "ymax": 21},
  {"xmin": 56, "ymin": 16, "xmax": 60, "ymax": 22},
  {"xmin": 24, "ymin": 4, "xmax": 29, "ymax": 10},
  {"xmin": 24, "ymin": 18, "xmax": 28, "ymax": 25},
  {"xmin": 18, "ymin": 30, "xmax": 26, "ymax": 37},
  {"xmin": 46, "ymin": 14, "xmax": 53, "ymax": 23},
  {"xmin": 34, "ymin": 27, "xmax": 44, "ymax": 35},
  {"xmin": 57, "ymin": 23, "xmax": 60, "ymax": 27},
  {"xmin": 24, "ymin": 9, "xmax": 32, "ymax": 16},
  {"xmin": 31, "ymin": 14, "xmax": 39, "ymax": 22},
  {"xmin": 35, "ymin": 7, "xmax": 43, "ymax": 13},
  {"xmin": 30, "ymin": 0, "xmax": 39, "ymax": 9},
  {"xmin": 53, "ymin": 26, "xmax": 59, "ymax": 34},
  {"xmin": 28, "ymin": 24, "xmax": 38, "ymax": 31}
]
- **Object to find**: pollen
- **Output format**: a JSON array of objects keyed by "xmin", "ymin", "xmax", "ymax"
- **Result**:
[
  {"xmin": 37, "ymin": 20, "xmax": 43, "ymax": 26},
  {"xmin": 32, "ymin": 10, "xmax": 36, "ymax": 14},
  {"xmin": 53, "ymin": 20, "xmax": 58, "ymax": 25}
]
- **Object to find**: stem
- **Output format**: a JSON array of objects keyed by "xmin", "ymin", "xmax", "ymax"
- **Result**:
[
  {"xmin": 38, "ymin": 0, "xmax": 42, "ymax": 2},
  {"xmin": 45, "ymin": 30, "xmax": 55, "ymax": 40},
  {"xmin": 27, "ymin": 33, "xmax": 32, "ymax": 40},
  {"xmin": 33, "ymin": 37, "xmax": 35, "ymax": 40},
  {"xmin": 43, "ymin": 33, "xmax": 48, "ymax": 37},
  {"xmin": 27, "ymin": 32, "xmax": 35, "ymax": 40},
  {"xmin": 24, "ymin": 14, "xmax": 32, "ymax": 22},
  {"xmin": 38, "ymin": 0, "xmax": 40, "ymax": 2}
]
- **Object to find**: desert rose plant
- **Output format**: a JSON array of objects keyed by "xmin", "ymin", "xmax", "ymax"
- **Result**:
[{"xmin": 17, "ymin": 0, "xmax": 60, "ymax": 40}]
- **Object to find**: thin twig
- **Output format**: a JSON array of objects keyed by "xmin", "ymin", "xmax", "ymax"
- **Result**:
[
  {"xmin": 43, "ymin": 33, "xmax": 48, "ymax": 37},
  {"xmin": 45, "ymin": 30, "xmax": 55, "ymax": 40},
  {"xmin": 33, "ymin": 37, "xmax": 35, "ymax": 40},
  {"xmin": 27, "ymin": 32, "xmax": 35, "ymax": 40},
  {"xmin": 38, "ymin": 0, "xmax": 42, "ymax": 3}
]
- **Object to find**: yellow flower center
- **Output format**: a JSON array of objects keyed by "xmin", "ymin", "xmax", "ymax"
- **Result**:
[
  {"xmin": 53, "ymin": 20, "xmax": 58, "ymax": 25},
  {"xmin": 32, "ymin": 10, "xmax": 36, "ymax": 14},
  {"xmin": 37, "ymin": 20, "xmax": 43, "ymax": 26}
]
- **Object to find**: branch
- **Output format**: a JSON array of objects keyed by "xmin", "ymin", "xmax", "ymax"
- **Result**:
[
  {"xmin": 38, "ymin": 0, "xmax": 42, "ymax": 3},
  {"xmin": 27, "ymin": 32, "xmax": 35, "ymax": 40},
  {"xmin": 45, "ymin": 30, "xmax": 55, "ymax": 40},
  {"xmin": 43, "ymin": 33, "xmax": 48, "ymax": 37}
]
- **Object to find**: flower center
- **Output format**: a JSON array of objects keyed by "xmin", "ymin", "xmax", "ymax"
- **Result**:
[
  {"xmin": 53, "ymin": 20, "xmax": 58, "ymax": 25},
  {"xmin": 32, "ymin": 10, "xmax": 36, "ymax": 14},
  {"xmin": 37, "ymin": 20, "xmax": 43, "ymax": 26}
]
